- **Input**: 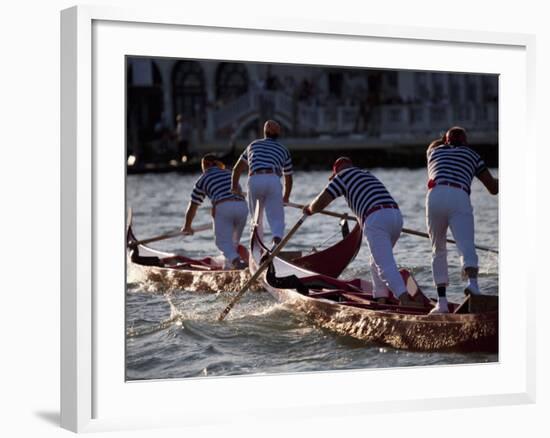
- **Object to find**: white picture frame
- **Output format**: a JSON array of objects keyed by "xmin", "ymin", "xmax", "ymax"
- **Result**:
[{"xmin": 60, "ymin": 5, "xmax": 536, "ymax": 433}]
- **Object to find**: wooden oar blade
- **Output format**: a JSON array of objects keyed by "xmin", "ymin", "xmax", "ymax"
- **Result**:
[
  {"xmin": 218, "ymin": 214, "xmax": 308, "ymax": 321},
  {"xmin": 130, "ymin": 223, "xmax": 213, "ymax": 247}
]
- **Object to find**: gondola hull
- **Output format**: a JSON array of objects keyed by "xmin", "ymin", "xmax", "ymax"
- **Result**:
[
  {"xmin": 127, "ymin": 208, "xmax": 362, "ymax": 292},
  {"xmin": 250, "ymin": 222, "xmax": 498, "ymax": 353}
]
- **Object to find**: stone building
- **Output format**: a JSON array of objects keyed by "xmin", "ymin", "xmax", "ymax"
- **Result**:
[{"xmin": 127, "ymin": 57, "xmax": 498, "ymax": 161}]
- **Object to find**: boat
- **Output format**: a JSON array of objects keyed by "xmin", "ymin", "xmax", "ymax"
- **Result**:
[
  {"xmin": 250, "ymin": 219, "xmax": 498, "ymax": 353},
  {"xmin": 127, "ymin": 208, "xmax": 362, "ymax": 292}
]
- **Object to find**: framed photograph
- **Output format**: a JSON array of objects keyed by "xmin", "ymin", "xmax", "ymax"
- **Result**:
[{"xmin": 61, "ymin": 5, "xmax": 536, "ymax": 433}]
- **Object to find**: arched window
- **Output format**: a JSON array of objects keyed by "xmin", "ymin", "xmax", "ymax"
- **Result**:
[
  {"xmin": 172, "ymin": 61, "xmax": 206, "ymax": 125},
  {"xmin": 127, "ymin": 59, "xmax": 164, "ymax": 144},
  {"xmin": 466, "ymin": 76, "xmax": 478, "ymax": 103},
  {"xmin": 414, "ymin": 72, "xmax": 429, "ymax": 101},
  {"xmin": 448, "ymin": 74, "xmax": 462, "ymax": 103},
  {"xmin": 215, "ymin": 62, "xmax": 249, "ymax": 102},
  {"xmin": 431, "ymin": 73, "xmax": 445, "ymax": 102}
]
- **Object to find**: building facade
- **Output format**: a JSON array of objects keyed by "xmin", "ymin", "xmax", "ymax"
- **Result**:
[{"xmin": 127, "ymin": 57, "xmax": 498, "ymax": 160}]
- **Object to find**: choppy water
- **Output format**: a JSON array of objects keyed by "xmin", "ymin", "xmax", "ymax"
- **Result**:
[{"xmin": 126, "ymin": 168, "xmax": 498, "ymax": 380}]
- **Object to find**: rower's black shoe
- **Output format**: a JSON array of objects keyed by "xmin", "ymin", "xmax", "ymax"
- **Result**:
[
  {"xmin": 399, "ymin": 293, "xmax": 425, "ymax": 308},
  {"xmin": 271, "ymin": 237, "xmax": 282, "ymax": 251},
  {"xmin": 232, "ymin": 260, "xmax": 248, "ymax": 270}
]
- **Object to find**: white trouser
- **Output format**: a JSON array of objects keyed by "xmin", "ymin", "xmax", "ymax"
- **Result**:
[
  {"xmin": 363, "ymin": 208, "xmax": 407, "ymax": 298},
  {"xmin": 426, "ymin": 185, "xmax": 478, "ymax": 286},
  {"xmin": 248, "ymin": 174, "xmax": 285, "ymax": 240},
  {"xmin": 213, "ymin": 200, "xmax": 248, "ymax": 267}
]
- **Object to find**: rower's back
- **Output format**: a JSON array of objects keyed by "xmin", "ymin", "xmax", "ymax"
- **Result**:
[
  {"xmin": 191, "ymin": 166, "xmax": 244, "ymax": 206},
  {"xmin": 427, "ymin": 144, "xmax": 487, "ymax": 192},
  {"xmin": 324, "ymin": 166, "xmax": 397, "ymax": 224},
  {"xmin": 241, "ymin": 137, "xmax": 293, "ymax": 176}
]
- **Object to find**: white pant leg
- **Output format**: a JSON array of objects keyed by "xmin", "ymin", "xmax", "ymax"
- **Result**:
[
  {"xmin": 263, "ymin": 175, "xmax": 285, "ymax": 239},
  {"xmin": 448, "ymin": 194, "xmax": 478, "ymax": 270},
  {"xmin": 248, "ymin": 177, "xmax": 262, "ymax": 224},
  {"xmin": 248, "ymin": 174, "xmax": 284, "ymax": 240},
  {"xmin": 214, "ymin": 201, "xmax": 248, "ymax": 266},
  {"xmin": 231, "ymin": 201, "xmax": 248, "ymax": 248},
  {"xmin": 364, "ymin": 208, "xmax": 407, "ymax": 298},
  {"xmin": 427, "ymin": 186, "xmax": 478, "ymax": 285},
  {"xmin": 426, "ymin": 187, "xmax": 450, "ymax": 286},
  {"xmin": 369, "ymin": 258, "xmax": 390, "ymax": 298}
]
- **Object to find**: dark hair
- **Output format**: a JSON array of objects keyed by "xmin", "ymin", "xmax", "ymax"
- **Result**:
[
  {"xmin": 445, "ymin": 126, "xmax": 467, "ymax": 146},
  {"xmin": 201, "ymin": 153, "xmax": 226, "ymax": 171},
  {"xmin": 264, "ymin": 120, "xmax": 281, "ymax": 139},
  {"xmin": 202, "ymin": 153, "xmax": 219, "ymax": 162}
]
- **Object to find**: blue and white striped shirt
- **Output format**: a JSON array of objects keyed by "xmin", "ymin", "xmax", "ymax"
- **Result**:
[
  {"xmin": 190, "ymin": 167, "xmax": 244, "ymax": 206},
  {"xmin": 323, "ymin": 167, "xmax": 397, "ymax": 222},
  {"xmin": 427, "ymin": 145, "xmax": 487, "ymax": 189},
  {"xmin": 239, "ymin": 138, "xmax": 293, "ymax": 175}
]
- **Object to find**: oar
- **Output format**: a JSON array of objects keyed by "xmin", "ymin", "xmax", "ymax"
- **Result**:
[
  {"xmin": 218, "ymin": 214, "xmax": 308, "ymax": 321},
  {"xmin": 399, "ymin": 227, "xmax": 499, "ymax": 254},
  {"xmin": 286, "ymin": 202, "xmax": 348, "ymax": 221},
  {"xmin": 130, "ymin": 223, "xmax": 212, "ymax": 247},
  {"xmin": 285, "ymin": 202, "xmax": 498, "ymax": 254}
]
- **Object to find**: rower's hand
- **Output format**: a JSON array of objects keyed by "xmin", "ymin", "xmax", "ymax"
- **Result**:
[
  {"xmin": 181, "ymin": 226, "xmax": 194, "ymax": 236},
  {"xmin": 302, "ymin": 205, "xmax": 313, "ymax": 216}
]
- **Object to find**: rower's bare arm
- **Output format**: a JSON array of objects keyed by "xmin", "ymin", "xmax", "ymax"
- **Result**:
[
  {"xmin": 477, "ymin": 169, "xmax": 499, "ymax": 195},
  {"xmin": 182, "ymin": 202, "xmax": 198, "ymax": 233},
  {"xmin": 307, "ymin": 191, "xmax": 333, "ymax": 215},
  {"xmin": 231, "ymin": 159, "xmax": 248, "ymax": 195},
  {"xmin": 283, "ymin": 174, "xmax": 293, "ymax": 203}
]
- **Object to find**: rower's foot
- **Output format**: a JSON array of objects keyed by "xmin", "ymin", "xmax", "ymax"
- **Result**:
[
  {"xmin": 464, "ymin": 280, "xmax": 480, "ymax": 296},
  {"xmin": 398, "ymin": 293, "xmax": 424, "ymax": 308},
  {"xmin": 374, "ymin": 297, "xmax": 388, "ymax": 305},
  {"xmin": 429, "ymin": 298, "xmax": 449, "ymax": 314},
  {"xmin": 271, "ymin": 237, "xmax": 282, "ymax": 250},
  {"xmin": 231, "ymin": 257, "xmax": 248, "ymax": 270}
]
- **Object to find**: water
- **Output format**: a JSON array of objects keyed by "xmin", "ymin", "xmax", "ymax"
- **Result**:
[{"xmin": 126, "ymin": 169, "xmax": 498, "ymax": 380}]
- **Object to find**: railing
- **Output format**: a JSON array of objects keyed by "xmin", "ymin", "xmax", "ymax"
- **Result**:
[
  {"xmin": 212, "ymin": 90, "xmax": 498, "ymax": 139},
  {"xmin": 212, "ymin": 92, "xmax": 255, "ymax": 127},
  {"xmin": 212, "ymin": 90, "xmax": 295, "ymax": 132},
  {"xmin": 378, "ymin": 103, "xmax": 498, "ymax": 138}
]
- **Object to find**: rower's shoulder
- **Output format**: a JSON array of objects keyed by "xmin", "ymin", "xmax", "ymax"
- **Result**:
[
  {"xmin": 456, "ymin": 145, "xmax": 482, "ymax": 158},
  {"xmin": 269, "ymin": 138, "xmax": 288, "ymax": 149},
  {"xmin": 429, "ymin": 145, "xmax": 481, "ymax": 161},
  {"xmin": 336, "ymin": 167, "xmax": 368, "ymax": 182},
  {"xmin": 249, "ymin": 137, "xmax": 282, "ymax": 147},
  {"xmin": 203, "ymin": 167, "xmax": 230, "ymax": 178},
  {"xmin": 427, "ymin": 142, "xmax": 448, "ymax": 154}
]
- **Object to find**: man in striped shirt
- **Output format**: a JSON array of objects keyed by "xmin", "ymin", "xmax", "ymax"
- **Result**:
[
  {"xmin": 303, "ymin": 157, "xmax": 421, "ymax": 307},
  {"xmin": 231, "ymin": 120, "xmax": 293, "ymax": 247},
  {"xmin": 182, "ymin": 154, "xmax": 249, "ymax": 269},
  {"xmin": 426, "ymin": 126, "xmax": 499, "ymax": 313}
]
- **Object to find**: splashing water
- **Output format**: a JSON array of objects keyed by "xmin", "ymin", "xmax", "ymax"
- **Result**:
[{"xmin": 126, "ymin": 169, "xmax": 499, "ymax": 380}]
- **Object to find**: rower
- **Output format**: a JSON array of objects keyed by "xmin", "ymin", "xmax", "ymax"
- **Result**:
[
  {"xmin": 231, "ymin": 120, "xmax": 293, "ymax": 248},
  {"xmin": 181, "ymin": 153, "xmax": 249, "ymax": 269},
  {"xmin": 303, "ymin": 157, "xmax": 420, "ymax": 308},
  {"xmin": 426, "ymin": 126, "xmax": 498, "ymax": 314}
]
